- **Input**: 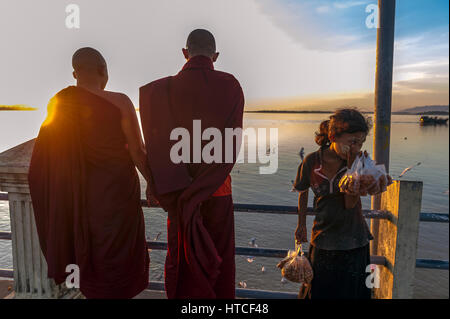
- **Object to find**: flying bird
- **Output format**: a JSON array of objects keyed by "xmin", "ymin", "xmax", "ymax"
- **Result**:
[{"xmin": 399, "ymin": 162, "xmax": 421, "ymax": 178}]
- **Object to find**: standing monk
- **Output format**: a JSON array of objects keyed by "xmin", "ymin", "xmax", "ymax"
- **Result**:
[
  {"xmin": 28, "ymin": 48, "xmax": 150, "ymax": 298},
  {"xmin": 140, "ymin": 29, "xmax": 244, "ymax": 299}
]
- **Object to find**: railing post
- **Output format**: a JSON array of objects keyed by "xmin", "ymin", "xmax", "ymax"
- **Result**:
[
  {"xmin": 372, "ymin": 180, "xmax": 422, "ymax": 299},
  {"xmin": 0, "ymin": 140, "xmax": 81, "ymax": 298}
]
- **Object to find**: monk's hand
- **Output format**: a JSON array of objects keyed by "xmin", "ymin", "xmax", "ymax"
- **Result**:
[{"xmin": 146, "ymin": 184, "xmax": 159, "ymax": 207}]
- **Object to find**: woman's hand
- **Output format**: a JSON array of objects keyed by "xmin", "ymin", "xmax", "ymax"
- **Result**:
[
  {"xmin": 367, "ymin": 174, "xmax": 393, "ymax": 195},
  {"xmin": 146, "ymin": 184, "xmax": 159, "ymax": 207},
  {"xmin": 295, "ymin": 224, "xmax": 308, "ymax": 243}
]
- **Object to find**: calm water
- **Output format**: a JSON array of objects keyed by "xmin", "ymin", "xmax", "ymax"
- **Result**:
[{"xmin": 0, "ymin": 111, "xmax": 448, "ymax": 297}]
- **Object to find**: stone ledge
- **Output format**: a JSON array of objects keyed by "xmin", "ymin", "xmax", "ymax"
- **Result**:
[{"xmin": 0, "ymin": 139, "xmax": 35, "ymax": 175}]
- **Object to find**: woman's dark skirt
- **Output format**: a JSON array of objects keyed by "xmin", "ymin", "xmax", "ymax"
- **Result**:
[{"xmin": 300, "ymin": 244, "xmax": 372, "ymax": 299}]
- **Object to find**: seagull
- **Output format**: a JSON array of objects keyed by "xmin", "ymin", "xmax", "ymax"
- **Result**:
[
  {"xmin": 153, "ymin": 232, "xmax": 162, "ymax": 241},
  {"xmin": 299, "ymin": 147, "xmax": 305, "ymax": 161},
  {"xmin": 399, "ymin": 162, "xmax": 421, "ymax": 178}
]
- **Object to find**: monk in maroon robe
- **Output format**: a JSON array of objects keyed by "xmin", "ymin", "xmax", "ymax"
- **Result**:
[
  {"xmin": 140, "ymin": 29, "xmax": 244, "ymax": 299},
  {"xmin": 28, "ymin": 48, "xmax": 150, "ymax": 298}
]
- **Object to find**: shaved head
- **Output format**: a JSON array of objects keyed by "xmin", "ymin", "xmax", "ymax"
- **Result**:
[
  {"xmin": 186, "ymin": 29, "xmax": 216, "ymax": 58},
  {"xmin": 72, "ymin": 47, "xmax": 108, "ymax": 89},
  {"xmin": 72, "ymin": 47, "xmax": 107, "ymax": 72}
]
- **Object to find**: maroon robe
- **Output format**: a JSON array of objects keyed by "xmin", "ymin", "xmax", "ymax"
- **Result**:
[
  {"xmin": 140, "ymin": 55, "xmax": 244, "ymax": 298},
  {"xmin": 28, "ymin": 86, "xmax": 149, "ymax": 299}
]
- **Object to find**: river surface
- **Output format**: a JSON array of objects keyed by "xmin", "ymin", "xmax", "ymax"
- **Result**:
[{"xmin": 0, "ymin": 111, "xmax": 448, "ymax": 298}]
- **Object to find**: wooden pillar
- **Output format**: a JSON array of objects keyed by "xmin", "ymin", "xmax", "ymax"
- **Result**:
[
  {"xmin": 371, "ymin": 0, "xmax": 396, "ymax": 255},
  {"xmin": 0, "ymin": 140, "xmax": 81, "ymax": 298},
  {"xmin": 373, "ymin": 180, "xmax": 422, "ymax": 299}
]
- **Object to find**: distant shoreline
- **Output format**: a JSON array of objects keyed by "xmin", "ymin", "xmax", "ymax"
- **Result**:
[
  {"xmin": 244, "ymin": 110, "xmax": 449, "ymax": 116},
  {"xmin": 0, "ymin": 105, "xmax": 37, "ymax": 111}
]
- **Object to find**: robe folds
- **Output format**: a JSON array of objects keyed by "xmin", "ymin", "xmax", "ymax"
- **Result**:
[
  {"xmin": 28, "ymin": 86, "xmax": 149, "ymax": 299},
  {"xmin": 140, "ymin": 55, "xmax": 244, "ymax": 299}
]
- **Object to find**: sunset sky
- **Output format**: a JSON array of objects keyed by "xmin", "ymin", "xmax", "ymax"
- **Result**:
[{"xmin": 0, "ymin": 0, "xmax": 448, "ymax": 112}]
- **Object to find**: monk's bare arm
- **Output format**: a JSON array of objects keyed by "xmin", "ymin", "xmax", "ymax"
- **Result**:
[{"xmin": 118, "ymin": 95, "xmax": 151, "ymax": 182}]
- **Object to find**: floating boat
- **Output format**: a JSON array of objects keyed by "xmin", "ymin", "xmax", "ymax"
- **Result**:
[{"xmin": 420, "ymin": 116, "xmax": 449, "ymax": 126}]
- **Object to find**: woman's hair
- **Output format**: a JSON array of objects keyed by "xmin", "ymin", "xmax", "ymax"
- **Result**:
[{"xmin": 315, "ymin": 108, "xmax": 372, "ymax": 147}]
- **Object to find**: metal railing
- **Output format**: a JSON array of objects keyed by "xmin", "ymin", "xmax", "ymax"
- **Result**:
[{"xmin": 0, "ymin": 193, "xmax": 448, "ymax": 298}]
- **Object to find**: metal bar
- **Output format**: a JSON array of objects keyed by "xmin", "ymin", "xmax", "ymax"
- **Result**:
[
  {"xmin": 0, "ymin": 232, "xmax": 12, "ymax": 240},
  {"xmin": 1, "ymin": 232, "xmax": 446, "ymax": 266},
  {"xmin": 371, "ymin": 0, "xmax": 397, "ymax": 256},
  {"xmin": 0, "ymin": 233, "xmax": 390, "ymax": 266},
  {"xmin": 2, "ymin": 234, "xmax": 445, "ymax": 269},
  {"xmin": 0, "ymin": 272, "xmax": 297, "ymax": 299},
  {"xmin": 416, "ymin": 259, "xmax": 449, "ymax": 270},
  {"xmin": 0, "ymin": 268, "xmax": 13, "ymax": 278},
  {"xmin": 373, "ymin": 0, "xmax": 396, "ymax": 172},
  {"xmin": 141, "ymin": 201, "xmax": 449, "ymax": 222},
  {"xmin": 1, "ymin": 196, "xmax": 447, "ymax": 223},
  {"xmin": 146, "ymin": 241, "xmax": 387, "ymax": 265},
  {"xmin": 419, "ymin": 213, "xmax": 450, "ymax": 223}
]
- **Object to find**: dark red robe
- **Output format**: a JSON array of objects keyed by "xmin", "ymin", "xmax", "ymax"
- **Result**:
[
  {"xmin": 28, "ymin": 86, "xmax": 149, "ymax": 299},
  {"xmin": 140, "ymin": 55, "xmax": 244, "ymax": 299}
]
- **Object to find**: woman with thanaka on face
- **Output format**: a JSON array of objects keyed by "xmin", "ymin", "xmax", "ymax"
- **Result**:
[{"xmin": 293, "ymin": 108, "xmax": 392, "ymax": 299}]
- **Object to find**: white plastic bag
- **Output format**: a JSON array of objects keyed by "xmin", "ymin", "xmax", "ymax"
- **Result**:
[{"xmin": 339, "ymin": 153, "xmax": 388, "ymax": 195}]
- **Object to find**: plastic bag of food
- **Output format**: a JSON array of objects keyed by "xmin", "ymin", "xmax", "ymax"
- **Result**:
[
  {"xmin": 339, "ymin": 153, "xmax": 388, "ymax": 195},
  {"xmin": 360, "ymin": 153, "xmax": 388, "ymax": 194},
  {"xmin": 277, "ymin": 242, "xmax": 313, "ymax": 285}
]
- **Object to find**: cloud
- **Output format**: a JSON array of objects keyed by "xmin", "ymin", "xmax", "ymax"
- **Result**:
[
  {"xmin": 316, "ymin": 1, "xmax": 370, "ymax": 14},
  {"xmin": 333, "ymin": 1, "xmax": 370, "ymax": 10},
  {"xmin": 0, "ymin": 0, "xmax": 446, "ymax": 113},
  {"xmin": 393, "ymin": 29, "xmax": 449, "ymax": 83},
  {"xmin": 246, "ymin": 75, "xmax": 449, "ymax": 111},
  {"xmin": 258, "ymin": 0, "xmax": 373, "ymax": 51},
  {"xmin": 316, "ymin": 6, "xmax": 331, "ymax": 14}
]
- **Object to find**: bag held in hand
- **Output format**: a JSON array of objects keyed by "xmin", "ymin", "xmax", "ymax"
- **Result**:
[{"xmin": 277, "ymin": 242, "xmax": 313, "ymax": 298}]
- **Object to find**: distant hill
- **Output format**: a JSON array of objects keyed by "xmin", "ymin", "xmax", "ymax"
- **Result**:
[
  {"xmin": 0, "ymin": 104, "xmax": 36, "ymax": 111},
  {"xmin": 400, "ymin": 105, "xmax": 449, "ymax": 115}
]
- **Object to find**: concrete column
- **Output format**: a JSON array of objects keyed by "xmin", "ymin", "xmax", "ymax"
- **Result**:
[
  {"xmin": 0, "ymin": 140, "xmax": 81, "ymax": 298},
  {"xmin": 373, "ymin": 180, "xmax": 422, "ymax": 299}
]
